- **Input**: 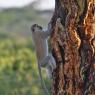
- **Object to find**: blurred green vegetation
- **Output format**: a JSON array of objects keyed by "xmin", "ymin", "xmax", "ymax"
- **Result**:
[
  {"xmin": 0, "ymin": 32, "xmax": 51, "ymax": 95},
  {"xmin": 0, "ymin": 7, "xmax": 51, "ymax": 95},
  {"xmin": 0, "ymin": 7, "xmax": 50, "ymax": 38}
]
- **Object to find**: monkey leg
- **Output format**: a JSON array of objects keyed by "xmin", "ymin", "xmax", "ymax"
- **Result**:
[
  {"xmin": 40, "ymin": 54, "xmax": 56, "ymax": 69},
  {"xmin": 40, "ymin": 54, "xmax": 56, "ymax": 79}
]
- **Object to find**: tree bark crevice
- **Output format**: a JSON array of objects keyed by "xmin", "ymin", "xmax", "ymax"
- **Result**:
[{"xmin": 50, "ymin": 0, "xmax": 95, "ymax": 95}]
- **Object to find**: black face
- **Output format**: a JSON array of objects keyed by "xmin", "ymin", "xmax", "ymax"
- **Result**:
[
  {"xmin": 31, "ymin": 24, "xmax": 37, "ymax": 32},
  {"xmin": 38, "ymin": 25, "xmax": 42, "ymax": 30},
  {"xmin": 31, "ymin": 24, "xmax": 42, "ymax": 32}
]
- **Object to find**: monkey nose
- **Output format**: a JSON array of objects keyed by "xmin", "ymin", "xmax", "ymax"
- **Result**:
[{"xmin": 31, "ymin": 27, "xmax": 34, "ymax": 32}]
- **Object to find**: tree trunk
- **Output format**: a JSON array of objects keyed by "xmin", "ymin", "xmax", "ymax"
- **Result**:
[{"xmin": 50, "ymin": 0, "xmax": 95, "ymax": 95}]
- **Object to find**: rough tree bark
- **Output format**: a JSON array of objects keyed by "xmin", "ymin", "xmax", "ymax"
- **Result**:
[{"xmin": 49, "ymin": 0, "xmax": 95, "ymax": 95}]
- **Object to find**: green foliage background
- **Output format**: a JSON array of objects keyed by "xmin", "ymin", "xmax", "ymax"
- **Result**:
[
  {"xmin": 0, "ymin": 35, "xmax": 51, "ymax": 95},
  {"xmin": 0, "ymin": 7, "xmax": 52, "ymax": 95}
]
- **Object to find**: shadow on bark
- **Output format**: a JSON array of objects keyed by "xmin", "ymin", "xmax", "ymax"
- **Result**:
[{"xmin": 50, "ymin": 0, "xmax": 95, "ymax": 95}]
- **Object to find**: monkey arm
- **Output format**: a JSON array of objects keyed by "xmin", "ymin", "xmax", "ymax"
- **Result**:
[
  {"xmin": 39, "ymin": 24, "xmax": 52, "ymax": 39},
  {"xmin": 38, "ymin": 30, "xmax": 51, "ymax": 39}
]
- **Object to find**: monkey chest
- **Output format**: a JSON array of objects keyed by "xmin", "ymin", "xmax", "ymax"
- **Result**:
[{"xmin": 36, "ymin": 39, "xmax": 48, "ymax": 60}]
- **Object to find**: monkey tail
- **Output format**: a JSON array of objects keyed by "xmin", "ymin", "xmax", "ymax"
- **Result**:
[{"xmin": 38, "ymin": 63, "xmax": 50, "ymax": 95}]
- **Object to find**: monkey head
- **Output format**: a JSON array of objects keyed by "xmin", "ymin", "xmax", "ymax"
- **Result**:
[{"xmin": 31, "ymin": 24, "xmax": 43, "ymax": 33}]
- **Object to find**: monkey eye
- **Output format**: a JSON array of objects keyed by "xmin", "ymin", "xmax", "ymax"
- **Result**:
[{"xmin": 39, "ymin": 26, "xmax": 42, "ymax": 30}]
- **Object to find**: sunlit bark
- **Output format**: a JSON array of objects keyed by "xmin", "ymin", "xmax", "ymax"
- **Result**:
[{"xmin": 50, "ymin": 0, "xmax": 95, "ymax": 95}]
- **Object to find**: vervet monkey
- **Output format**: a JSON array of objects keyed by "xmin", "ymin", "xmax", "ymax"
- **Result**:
[{"xmin": 31, "ymin": 24, "xmax": 56, "ymax": 95}]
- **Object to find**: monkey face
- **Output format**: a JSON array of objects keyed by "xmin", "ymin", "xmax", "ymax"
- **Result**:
[{"xmin": 31, "ymin": 24, "xmax": 42, "ymax": 33}]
